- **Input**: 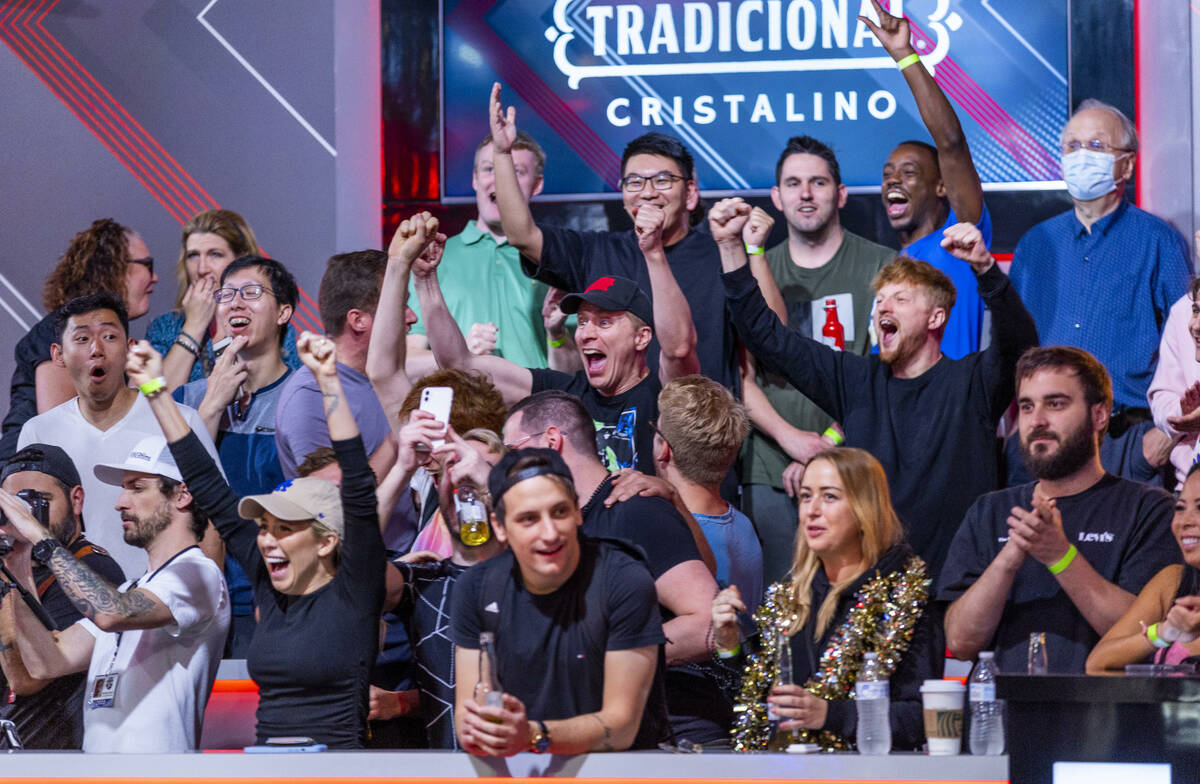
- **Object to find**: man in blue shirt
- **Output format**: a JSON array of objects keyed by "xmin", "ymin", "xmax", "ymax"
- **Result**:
[
  {"xmin": 864, "ymin": 0, "xmax": 989, "ymax": 359},
  {"xmin": 1009, "ymin": 99, "xmax": 1191, "ymax": 478}
]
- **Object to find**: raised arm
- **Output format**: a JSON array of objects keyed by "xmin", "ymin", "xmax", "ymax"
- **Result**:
[
  {"xmin": 742, "ymin": 206, "xmax": 788, "ymax": 323},
  {"xmin": 544, "ymin": 287, "xmax": 582, "ymax": 374},
  {"xmin": 861, "ymin": 0, "xmax": 982, "ymax": 224},
  {"xmin": 489, "ymin": 83, "xmax": 543, "ymax": 262},
  {"xmin": 296, "ymin": 332, "xmax": 357, "ymax": 442},
  {"xmin": 635, "ymin": 204, "xmax": 700, "ymax": 383}
]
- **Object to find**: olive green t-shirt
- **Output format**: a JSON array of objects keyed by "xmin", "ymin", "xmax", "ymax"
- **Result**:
[{"xmin": 742, "ymin": 231, "xmax": 895, "ymax": 489}]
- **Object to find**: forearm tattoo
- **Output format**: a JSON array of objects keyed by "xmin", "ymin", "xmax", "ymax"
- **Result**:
[
  {"xmin": 589, "ymin": 714, "xmax": 614, "ymax": 752},
  {"xmin": 322, "ymin": 391, "xmax": 341, "ymax": 415},
  {"xmin": 49, "ymin": 547, "xmax": 157, "ymax": 622}
]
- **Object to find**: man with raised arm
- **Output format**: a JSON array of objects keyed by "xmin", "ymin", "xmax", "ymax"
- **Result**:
[
  {"xmin": 488, "ymin": 85, "xmax": 738, "ymax": 393},
  {"xmin": 711, "ymin": 198, "xmax": 1038, "ymax": 577},
  {"xmin": 405, "ymin": 206, "xmax": 699, "ymax": 476},
  {"xmin": 452, "ymin": 448, "xmax": 667, "ymax": 755},
  {"xmin": 862, "ymin": 0, "xmax": 990, "ymax": 358},
  {"xmin": 939, "ymin": 347, "xmax": 1178, "ymax": 673},
  {"xmin": 0, "ymin": 435, "xmax": 229, "ymax": 752}
]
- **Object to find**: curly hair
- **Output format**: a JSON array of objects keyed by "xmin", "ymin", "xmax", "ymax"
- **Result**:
[
  {"xmin": 397, "ymin": 369, "xmax": 508, "ymax": 437},
  {"xmin": 175, "ymin": 209, "xmax": 261, "ymax": 308},
  {"xmin": 42, "ymin": 218, "xmax": 133, "ymax": 312}
]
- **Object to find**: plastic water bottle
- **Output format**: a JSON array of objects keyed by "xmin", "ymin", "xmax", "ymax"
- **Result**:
[
  {"xmin": 766, "ymin": 624, "xmax": 794, "ymax": 751},
  {"xmin": 968, "ymin": 651, "xmax": 1004, "ymax": 755},
  {"xmin": 855, "ymin": 652, "xmax": 891, "ymax": 754}
]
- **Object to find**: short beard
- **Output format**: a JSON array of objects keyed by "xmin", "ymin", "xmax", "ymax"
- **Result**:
[
  {"xmin": 123, "ymin": 504, "xmax": 172, "ymax": 549},
  {"xmin": 49, "ymin": 513, "xmax": 78, "ymax": 547},
  {"xmin": 1020, "ymin": 422, "xmax": 1097, "ymax": 481}
]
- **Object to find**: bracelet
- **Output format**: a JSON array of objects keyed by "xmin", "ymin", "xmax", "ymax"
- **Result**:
[
  {"xmin": 822, "ymin": 426, "xmax": 845, "ymax": 446},
  {"xmin": 716, "ymin": 642, "xmax": 741, "ymax": 659},
  {"xmin": 138, "ymin": 376, "xmax": 168, "ymax": 398},
  {"xmin": 1047, "ymin": 544, "xmax": 1077, "ymax": 575},
  {"xmin": 744, "ymin": 243, "xmax": 764, "ymax": 255},
  {"xmin": 174, "ymin": 332, "xmax": 201, "ymax": 356},
  {"xmin": 1146, "ymin": 623, "xmax": 1171, "ymax": 649},
  {"xmin": 547, "ymin": 335, "xmax": 567, "ymax": 348},
  {"xmin": 896, "ymin": 53, "xmax": 921, "ymax": 71}
]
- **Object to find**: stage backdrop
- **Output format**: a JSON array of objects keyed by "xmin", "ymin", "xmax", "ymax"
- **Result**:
[{"xmin": 441, "ymin": 0, "xmax": 1069, "ymax": 199}]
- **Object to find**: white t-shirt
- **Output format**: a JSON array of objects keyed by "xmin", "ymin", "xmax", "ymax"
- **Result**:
[
  {"xmin": 78, "ymin": 546, "xmax": 230, "ymax": 753},
  {"xmin": 18, "ymin": 394, "xmax": 221, "ymax": 576}
]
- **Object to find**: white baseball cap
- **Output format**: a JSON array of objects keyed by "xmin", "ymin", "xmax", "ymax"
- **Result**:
[{"xmin": 94, "ymin": 434, "xmax": 183, "ymax": 486}]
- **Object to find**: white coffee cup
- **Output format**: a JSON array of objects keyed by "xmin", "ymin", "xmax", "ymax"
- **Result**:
[{"xmin": 920, "ymin": 679, "xmax": 965, "ymax": 755}]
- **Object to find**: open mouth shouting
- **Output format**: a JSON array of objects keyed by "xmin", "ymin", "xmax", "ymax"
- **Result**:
[
  {"xmin": 228, "ymin": 315, "xmax": 252, "ymax": 336},
  {"xmin": 264, "ymin": 553, "xmax": 289, "ymax": 581},
  {"xmin": 885, "ymin": 189, "xmax": 910, "ymax": 220},
  {"xmin": 581, "ymin": 349, "xmax": 607, "ymax": 377}
]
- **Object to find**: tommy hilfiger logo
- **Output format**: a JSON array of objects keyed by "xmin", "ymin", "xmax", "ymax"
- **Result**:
[{"xmin": 1078, "ymin": 531, "xmax": 1115, "ymax": 543}]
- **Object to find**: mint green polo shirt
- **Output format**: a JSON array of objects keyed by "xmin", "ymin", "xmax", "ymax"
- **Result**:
[{"xmin": 409, "ymin": 222, "xmax": 550, "ymax": 369}]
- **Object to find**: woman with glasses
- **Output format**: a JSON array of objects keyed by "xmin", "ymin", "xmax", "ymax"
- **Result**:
[
  {"xmin": 146, "ymin": 209, "xmax": 300, "ymax": 391},
  {"xmin": 1, "ymin": 218, "xmax": 157, "ymax": 458},
  {"xmin": 171, "ymin": 254, "xmax": 300, "ymax": 657}
]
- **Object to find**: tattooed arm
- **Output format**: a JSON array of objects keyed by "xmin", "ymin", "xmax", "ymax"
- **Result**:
[{"xmin": 44, "ymin": 544, "xmax": 176, "ymax": 633}]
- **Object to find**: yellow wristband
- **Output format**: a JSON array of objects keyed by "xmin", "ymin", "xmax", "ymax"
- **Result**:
[
  {"xmin": 896, "ymin": 53, "xmax": 920, "ymax": 71},
  {"xmin": 1146, "ymin": 623, "xmax": 1171, "ymax": 649},
  {"xmin": 744, "ymin": 243, "xmax": 764, "ymax": 255},
  {"xmin": 1047, "ymin": 544, "xmax": 1077, "ymax": 575},
  {"xmin": 716, "ymin": 642, "xmax": 741, "ymax": 659},
  {"xmin": 548, "ymin": 335, "xmax": 567, "ymax": 348},
  {"xmin": 138, "ymin": 376, "xmax": 167, "ymax": 398},
  {"xmin": 822, "ymin": 426, "xmax": 844, "ymax": 446}
]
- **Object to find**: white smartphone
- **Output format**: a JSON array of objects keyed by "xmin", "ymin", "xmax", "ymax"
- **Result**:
[
  {"xmin": 212, "ymin": 335, "xmax": 233, "ymax": 358},
  {"xmin": 419, "ymin": 386, "xmax": 454, "ymax": 448}
]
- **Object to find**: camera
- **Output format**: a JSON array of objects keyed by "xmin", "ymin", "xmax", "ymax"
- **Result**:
[{"xmin": 0, "ymin": 489, "xmax": 49, "ymax": 558}]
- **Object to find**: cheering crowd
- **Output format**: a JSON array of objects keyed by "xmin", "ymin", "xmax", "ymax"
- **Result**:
[{"xmin": 1, "ymin": 2, "xmax": 1198, "ymax": 757}]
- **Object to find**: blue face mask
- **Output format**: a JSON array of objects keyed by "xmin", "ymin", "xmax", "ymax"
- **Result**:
[{"xmin": 1061, "ymin": 149, "xmax": 1129, "ymax": 201}]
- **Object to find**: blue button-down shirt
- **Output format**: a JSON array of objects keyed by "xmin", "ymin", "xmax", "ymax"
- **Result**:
[{"xmin": 1009, "ymin": 201, "xmax": 1191, "ymax": 410}]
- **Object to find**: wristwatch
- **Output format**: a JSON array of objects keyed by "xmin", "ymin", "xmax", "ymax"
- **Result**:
[
  {"xmin": 530, "ymin": 719, "xmax": 551, "ymax": 754},
  {"xmin": 31, "ymin": 537, "xmax": 63, "ymax": 565}
]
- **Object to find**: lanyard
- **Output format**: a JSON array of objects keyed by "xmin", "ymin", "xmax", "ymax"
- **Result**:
[{"xmin": 103, "ymin": 545, "xmax": 199, "ymax": 673}]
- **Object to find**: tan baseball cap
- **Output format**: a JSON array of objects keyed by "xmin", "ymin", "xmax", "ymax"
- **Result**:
[{"xmin": 238, "ymin": 477, "xmax": 343, "ymax": 537}]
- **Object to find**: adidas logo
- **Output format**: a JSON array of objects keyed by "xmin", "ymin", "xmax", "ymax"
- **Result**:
[{"xmin": 484, "ymin": 601, "xmax": 499, "ymax": 614}]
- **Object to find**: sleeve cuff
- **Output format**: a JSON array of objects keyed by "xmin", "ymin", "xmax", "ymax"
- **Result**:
[
  {"xmin": 975, "ymin": 262, "xmax": 1008, "ymax": 298},
  {"xmin": 721, "ymin": 264, "xmax": 758, "ymax": 297}
]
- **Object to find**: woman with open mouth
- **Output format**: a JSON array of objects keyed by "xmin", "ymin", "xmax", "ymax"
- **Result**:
[{"xmin": 126, "ymin": 331, "xmax": 384, "ymax": 748}]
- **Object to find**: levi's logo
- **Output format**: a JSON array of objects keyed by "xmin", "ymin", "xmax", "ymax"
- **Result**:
[
  {"xmin": 586, "ymin": 276, "xmax": 616, "ymax": 292},
  {"xmin": 1078, "ymin": 531, "xmax": 1115, "ymax": 543}
]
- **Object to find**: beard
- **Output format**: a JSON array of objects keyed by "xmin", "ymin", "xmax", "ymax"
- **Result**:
[
  {"xmin": 1020, "ymin": 419, "xmax": 1097, "ymax": 480},
  {"xmin": 122, "ymin": 503, "xmax": 172, "ymax": 549},
  {"xmin": 49, "ymin": 512, "xmax": 78, "ymax": 546}
]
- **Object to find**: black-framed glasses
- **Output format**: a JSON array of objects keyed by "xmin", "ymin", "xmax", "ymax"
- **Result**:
[
  {"xmin": 649, "ymin": 420, "xmax": 670, "ymax": 448},
  {"xmin": 503, "ymin": 430, "xmax": 547, "ymax": 450},
  {"xmin": 129, "ymin": 256, "xmax": 154, "ymax": 275},
  {"xmin": 214, "ymin": 284, "xmax": 275, "ymax": 303},
  {"xmin": 620, "ymin": 172, "xmax": 686, "ymax": 192},
  {"xmin": 1061, "ymin": 139, "xmax": 1131, "ymax": 155}
]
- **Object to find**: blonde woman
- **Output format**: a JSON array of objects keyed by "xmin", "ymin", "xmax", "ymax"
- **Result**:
[{"xmin": 712, "ymin": 448, "xmax": 941, "ymax": 751}]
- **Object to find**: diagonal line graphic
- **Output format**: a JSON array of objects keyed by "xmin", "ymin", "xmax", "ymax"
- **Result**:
[{"xmin": 197, "ymin": 0, "xmax": 336, "ymax": 157}]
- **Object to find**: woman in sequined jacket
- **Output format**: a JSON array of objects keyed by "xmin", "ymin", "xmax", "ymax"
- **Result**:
[{"xmin": 712, "ymin": 447, "xmax": 943, "ymax": 751}]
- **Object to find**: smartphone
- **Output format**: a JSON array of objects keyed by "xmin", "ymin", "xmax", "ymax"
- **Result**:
[
  {"xmin": 419, "ymin": 386, "xmax": 454, "ymax": 448},
  {"xmin": 212, "ymin": 336, "xmax": 233, "ymax": 358}
]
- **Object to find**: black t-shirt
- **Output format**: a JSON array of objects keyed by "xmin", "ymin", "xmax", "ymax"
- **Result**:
[
  {"xmin": 450, "ymin": 538, "xmax": 665, "ymax": 746},
  {"xmin": 530, "ymin": 369, "xmax": 661, "ymax": 475},
  {"xmin": 0, "ymin": 312, "xmax": 58, "ymax": 460},
  {"xmin": 530, "ymin": 225, "xmax": 739, "ymax": 394},
  {"xmin": 937, "ymin": 474, "xmax": 1179, "ymax": 673},
  {"xmin": 392, "ymin": 558, "xmax": 468, "ymax": 750},
  {"xmin": 1, "ymin": 534, "xmax": 124, "ymax": 749},
  {"xmin": 723, "ymin": 263, "xmax": 1040, "ymax": 578},
  {"xmin": 580, "ymin": 474, "xmax": 700, "ymax": 580},
  {"xmin": 173, "ymin": 431, "xmax": 385, "ymax": 748}
]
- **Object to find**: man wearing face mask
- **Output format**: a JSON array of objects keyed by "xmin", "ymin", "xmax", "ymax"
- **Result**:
[{"xmin": 1009, "ymin": 100, "xmax": 1191, "ymax": 479}]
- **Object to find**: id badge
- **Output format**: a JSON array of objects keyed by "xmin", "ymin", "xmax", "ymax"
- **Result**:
[{"xmin": 86, "ymin": 673, "xmax": 119, "ymax": 709}]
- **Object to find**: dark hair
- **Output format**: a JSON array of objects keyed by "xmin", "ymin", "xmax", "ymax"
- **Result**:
[
  {"xmin": 621, "ymin": 132, "xmax": 694, "ymax": 181},
  {"xmin": 3, "ymin": 447, "xmax": 74, "ymax": 505},
  {"xmin": 895, "ymin": 140, "xmax": 941, "ymax": 177},
  {"xmin": 53, "ymin": 293, "xmax": 130, "ymax": 344},
  {"xmin": 318, "ymin": 250, "xmax": 387, "ymax": 337},
  {"xmin": 1190, "ymin": 277, "xmax": 1200, "ymax": 302},
  {"xmin": 1015, "ymin": 346, "xmax": 1113, "ymax": 411},
  {"xmin": 477, "ymin": 130, "xmax": 547, "ymax": 177},
  {"xmin": 158, "ymin": 476, "xmax": 210, "ymax": 543},
  {"xmin": 297, "ymin": 446, "xmax": 338, "ymax": 477},
  {"xmin": 507, "ymin": 390, "xmax": 597, "ymax": 456},
  {"xmin": 220, "ymin": 255, "xmax": 298, "ymax": 346},
  {"xmin": 775, "ymin": 135, "xmax": 842, "ymax": 187},
  {"xmin": 42, "ymin": 218, "xmax": 134, "ymax": 312},
  {"xmin": 398, "ymin": 369, "xmax": 508, "ymax": 436},
  {"xmin": 492, "ymin": 452, "xmax": 579, "ymax": 525}
]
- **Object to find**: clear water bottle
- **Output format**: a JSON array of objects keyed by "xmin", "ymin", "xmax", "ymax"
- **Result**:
[
  {"xmin": 766, "ymin": 624, "xmax": 794, "ymax": 751},
  {"xmin": 968, "ymin": 651, "xmax": 1004, "ymax": 755},
  {"xmin": 855, "ymin": 652, "xmax": 891, "ymax": 755}
]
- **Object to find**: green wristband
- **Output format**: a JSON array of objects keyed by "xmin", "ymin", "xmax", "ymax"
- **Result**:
[
  {"xmin": 716, "ymin": 642, "xmax": 741, "ymax": 659},
  {"xmin": 1047, "ymin": 544, "xmax": 1077, "ymax": 575},
  {"xmin": 822, "ymin": 426, "xmax": 845, "ymax": 446},
  {"xmin": 1146, "ymin": 623, "xmax": 1170, "ymax": 649},
  {"xmin": 896, "ymin": 53, "xmax": 920, "ymax": 71},
  {"xmin": 548, "ymin": 335, "xmax": 567, "ymax": 348},
  {"xmin": 138, "ymin": 376, "xmax": 167, "ymax": 398}
]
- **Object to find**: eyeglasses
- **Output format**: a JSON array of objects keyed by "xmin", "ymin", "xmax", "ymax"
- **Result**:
[
  {"xmin": 214, "ymin": 284, "xmax": 275, "ymax": 303},
  {"xmin": 503, "ymin": 430, "xmax": 547, "ymax": 450},
  {"xmin": 619, "ymin": 172, "xmax": 687, "ymax": 192},
  {"xmin": 129, "ymin": 256, "xmax": 154, "ymax": 275},
  {"xmin": 1061, "ymin": 139, "xmax": 1132, "ymax": 156},
  {"xmin": 649, "ymin": 420, "xmax": 670, "ymax": 448}
]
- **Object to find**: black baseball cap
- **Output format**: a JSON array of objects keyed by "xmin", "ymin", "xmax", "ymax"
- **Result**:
[
  {"xmin": 2, "ymin": 443, "xmax": 82, "ymax": 489},
  {"xmin": 488, "ymin": 447, "xmax": 575, "ymax": 506},
  {"xmin": 560, "ymin": 276, "xmax": 654, "ymax": 327}
]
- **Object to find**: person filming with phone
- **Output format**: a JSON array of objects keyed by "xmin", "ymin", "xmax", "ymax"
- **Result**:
[{"xmin": 128, "ymin": 331, "xmax": 386, "ymax": 749}]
